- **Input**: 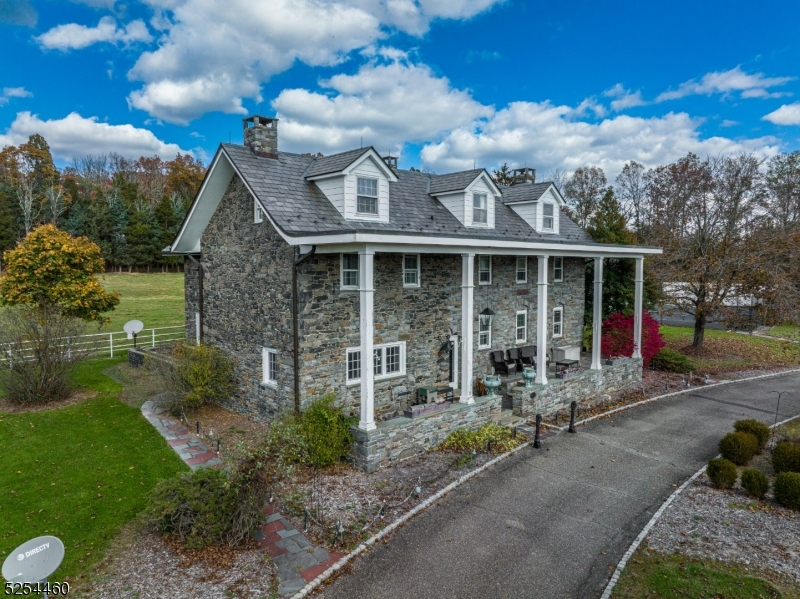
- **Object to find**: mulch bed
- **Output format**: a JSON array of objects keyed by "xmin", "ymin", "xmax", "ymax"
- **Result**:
[{"xmin": 0, "ymin": 389, "xmax": 98, "ymax": 414}]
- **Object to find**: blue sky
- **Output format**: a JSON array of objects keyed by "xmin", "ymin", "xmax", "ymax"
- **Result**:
[{"xmin": 1, "ymin": 0, "xmax": 799, "ymax": 178}]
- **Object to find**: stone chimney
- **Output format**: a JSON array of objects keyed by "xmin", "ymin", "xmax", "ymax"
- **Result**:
[
  {"xmin": 382, "ymin": 155, "xmax": 398, "ymax": 169},
  {"xmin": 511, "ymin": 167, "xmax": 536, "ymax": 185},
  {"xmin": 243, "ymin": 115, "xmax": 278, "ymax": 157}
]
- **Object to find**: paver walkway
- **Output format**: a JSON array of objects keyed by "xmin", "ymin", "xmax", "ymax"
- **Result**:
[{"xmin": 141, "ymin": 398, "xmax": 343, "ymax": 596}]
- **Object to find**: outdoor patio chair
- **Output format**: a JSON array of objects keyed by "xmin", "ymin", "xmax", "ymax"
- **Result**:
[
  {"xmin": 507, "ymin": 347, "xmax": 523, "ymax": 370},
  {"xmin": 489, "ymin": 350, "xmax": 516, "ymax": 376},
  {"xmin": 518, "ymin": 345, "xmax": 536, "ymax": 368}
]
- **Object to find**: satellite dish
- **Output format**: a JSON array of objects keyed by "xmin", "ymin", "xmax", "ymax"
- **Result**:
[
  {"xmin": 123, "ymin": 320, "xmax": 144, "ymax": 340},
  {"xmin": 2, "ymin": 536, "xmax": 64, "ymax": 585}
]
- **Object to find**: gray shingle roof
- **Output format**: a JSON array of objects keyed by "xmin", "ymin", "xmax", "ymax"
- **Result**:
[
  {"xmin": 222, "ymin": 143, "xmax": 595, "ymax": 245},
  {"xmin": 500, "ymin": 182, "xmax": 554, "ymax": 204},
  {"xmin": 303, "ymin": 147, "xmax": 372, "ymax": 178},
  {"xmin": 428, "ymin": 169, "xmax": 484, "ymax": 194}
]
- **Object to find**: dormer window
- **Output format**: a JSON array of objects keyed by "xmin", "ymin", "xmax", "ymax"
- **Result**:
[
  {"xmin": 473, "ymin": 193, "xmax": 488, "ymax": 224},
  {"xmin": 357, "ymin": 177, "xmax": 378, "ymax": 215},
  {"xmin": 543, "ymin": 203, "xmax": 554, "ymax": 230}
]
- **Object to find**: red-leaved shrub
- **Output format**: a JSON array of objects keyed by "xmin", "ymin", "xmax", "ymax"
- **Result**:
[{"xmin": 600, "ymin": 310, "xmax": 664, "ymax": 367}]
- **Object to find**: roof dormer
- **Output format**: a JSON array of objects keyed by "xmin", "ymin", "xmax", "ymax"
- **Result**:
[
  {"xmin": 502, "ymin": 182, "xmax": 565, "ymax": 234},
  {"xmin": 305, "ymin": 147, "xmax": 398, "ymax": 223},
  {"xmin": 429, "ymin": 169, "xmax": 501, "ymax": 229}
]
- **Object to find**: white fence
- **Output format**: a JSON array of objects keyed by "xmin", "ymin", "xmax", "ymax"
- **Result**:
[{"xmin": 0, "ymin": 325, "xmax": 186, "ymax": 364}]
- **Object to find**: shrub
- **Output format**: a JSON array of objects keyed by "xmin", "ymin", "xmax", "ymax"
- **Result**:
[
  {"xmin": 718, "ymin": 431, "xmax": 759, "ymax": 465},
  {"xmin": 740, "ymin": 468, "xmax": 769, "ymax": 499},
  {"xmin": 169, "ymin": 342, "xmax": 237, "ymax": 412},
  {"xmin": 706, "ymin": 458, "xmax": 737, "ymax": 489},
  {"xmin": 145, "ymin": 460, "xmax": 266, "ymax": 548},
  {"xmin": 773, "ymin": 471, "xmax": 800, "ymax": 510},
  {"xmin": 295, "ymin": 394, "xmax": 354, "ymax": 468},
  {"xmin": 440, "ymin": 423, "xmax": 523, "ymax": 454},
  {"xmin": 733, "ymin": 419, "xmax": 770, "ymax": 452},
  {"xmin": 650, "ymin": 348, "xmax": 693, "ymax": 374},
  {"xmin": 772, "ymin": 441, "xmax": 800, "ymax": 474},
  {"xmin": 599, "ymin": 310, "xmax": 665, "ymax": 367}
]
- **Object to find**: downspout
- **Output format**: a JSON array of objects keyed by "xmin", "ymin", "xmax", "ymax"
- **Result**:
[
  {"xmin": 187, "ymin": 254, "xmax": 203, "ymax": 344},
  {"xmin": 292, "ymin": 245, "xmax": 316, "ymax": 414}
]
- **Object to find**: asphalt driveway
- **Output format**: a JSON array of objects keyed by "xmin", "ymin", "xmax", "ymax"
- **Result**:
[{"xmin": 320, "ymin": 372, "xmax": 800, "ymax": 599}]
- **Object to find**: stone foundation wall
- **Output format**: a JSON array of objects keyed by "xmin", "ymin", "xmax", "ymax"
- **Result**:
[
  {"xmin": 509, "ymin": 358, "xmax": 643, "ymax": 418},
  {"xmin": 350, "ymin": 395, "xmax": 504, "ymax": 473},
  {"xmin": 184, "ymin": 259, "xmax": 200, "ymax": 343}
]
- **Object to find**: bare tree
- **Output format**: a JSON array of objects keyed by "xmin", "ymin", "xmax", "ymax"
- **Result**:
[
  {"xmin": 70, "ymin": 154, "xmax": 111, "ymax": 185},
  {"xmin": 765, "ymin": 151, "xmax": 800, "ymax": 229},
  {"xmin": 615, "ymin": 161, "xmax": 647, "ymax": 236},
  {"xmin": 16, "ymin": 176, "xmax": 41, "ymax": 234},
  {"xmin": 563, "ymin": 166, "xmax": 607, "ymax": 228},
  {"xmin": 546, "ymin": 168, "xmax": 569, "ymax": 192},
  {"xmin": 44, "ymin": 184, "xmax": 66, "ymax": 225}
]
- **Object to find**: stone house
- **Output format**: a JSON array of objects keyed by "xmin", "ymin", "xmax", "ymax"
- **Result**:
[{"xmin": 165, "ymin": 115, "xmax": 661, "ymax": 471}]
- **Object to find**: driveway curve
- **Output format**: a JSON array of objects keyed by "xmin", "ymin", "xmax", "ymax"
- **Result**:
[{"xmin": 320, "ymin": 372, "xmax": 800, "ymax": 599}]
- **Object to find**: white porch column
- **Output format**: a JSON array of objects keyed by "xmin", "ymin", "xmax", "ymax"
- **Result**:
[
  {"xmin": 591, "ymin": 257, "xmax": 604, "ymax": 370},
  {"xmin": 633, "ymin": 257, "xmax": 644, "ymax": 359},
  {"xmin": 358, "ymin": 248, "xmax": 376, "ymax": 431},
  {"xmin": 536, "ymin": 255, "xmax": 549, "ymax": 385},
  {"xmin": 460, "ymin": 253, "xmax": 475, "ymax": 404}
]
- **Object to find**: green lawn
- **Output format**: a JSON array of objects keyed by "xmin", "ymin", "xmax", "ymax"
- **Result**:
[
  {"xmin": 613, "ymin": 551, "xmax": 799, "ymax": 598},
  {"xmin": 0, "ymin": 357, "xmax": 187, "ymax": 585},
  {"xmin": 769, "ymin": 324, "xmax": 800, "ymax": 341},
  {"xmin": 659, "ymin": 325, "xmax": 800, "ymax": 373},
  {"xmin": 96, "ymin": 272, "xmax": 185, "ymax": 332}
]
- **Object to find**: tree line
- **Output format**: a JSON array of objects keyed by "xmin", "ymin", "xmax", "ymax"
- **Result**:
[{"xmin": 0, "ymin": 134, "xmax": 206, "ymax": 272}]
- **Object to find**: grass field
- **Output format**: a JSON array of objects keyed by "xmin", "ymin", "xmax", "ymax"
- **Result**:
[
  {"xmin": 769, "ymin": 324, "xmax": 800, "ymax": 341},
  {"xmin": 98, "ymin": 273, "xmax": 185, "ymax": 332},
  {"xmin": 0, "ymin": 358, "xmax": 186, "ymax": 585},
  {"xmin": 612, "ymin": 551, "xmax": 799, "ymax": 598},
  {"xmin": 660, "ymin": 325, "xmax": 800, "ymax": 373}
]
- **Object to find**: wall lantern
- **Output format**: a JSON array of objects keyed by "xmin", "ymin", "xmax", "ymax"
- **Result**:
[{"xmin": 479, "ymin": 306, "xmax": 495, "ymax": 327}]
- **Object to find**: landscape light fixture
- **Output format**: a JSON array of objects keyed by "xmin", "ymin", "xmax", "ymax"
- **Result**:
[{"xmin": 479, "ymin": 306, "xmax": 495, "ymax": 326}]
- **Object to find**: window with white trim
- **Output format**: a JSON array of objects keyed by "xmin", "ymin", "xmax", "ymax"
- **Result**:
[
  {"xmin": 473, "ymin": 193, "xmax": 488, "ymax": 224},
  {"xmin": 262, "ymin": 348, "xmax": 277, "ymax": 385},
  {"xmin": 346, "ymin": 342, "xmax": 406, "ymax": 383},
  {"xmin": 553, "ymin": 256, "xmax": 563, "ymax": 282},
  {"xmin": 479, "ymin": 314, "xmax": 491, "ymax": 348},
  {"xmin": 357, "ymin": 177, "xmax": 378, "ymax": 215},
  {"xmin": 341, "ymin": 253, "xmax": 359, "ymax": 289},
  {"xmin": 516, "ymin": 311, "xmax": 527, "ymax": 343},
  {"xmin": 543, "ymin": 203, "xmax": 554, "ymax": 230},
  {"xmin": 254, "ymin": 198, "xmax": 264, "ymax": 223},
  {"xmin": 516, "ymin": 257, "xmax": 527, "ymax": 283},
  {"xmin": 403, "ymin": 254, "xmax": 420, "ymax": 287},
  {"xmin": 553, "ymin": 307, "xmax": 563, "ymax": 338},
  {"xmin": 478, "ymin": 255, "xmax": 492, "ymax": 284}
]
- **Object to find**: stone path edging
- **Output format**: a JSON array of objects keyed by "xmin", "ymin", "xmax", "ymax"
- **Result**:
[
  {"xmin": 141, "ymin": 400, "xmax": 224, "ymax": 469},
  {"xmin": 551, "ymin": 368, "xmax": 800, "ymax": 433},
  {"xmin": 599, "ymin": 410, "xmax": 800, "ymax": 599},
  {"xmin": 288, "ymin": 439, "xmax": 534, "ymax": 599}
]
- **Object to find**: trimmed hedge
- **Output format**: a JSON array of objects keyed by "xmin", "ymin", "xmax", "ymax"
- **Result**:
[
  {"xmin": 650, "ymin": 348, "xmax": 693, "ymax": 373},
  {"xmin": 772, "ymin": 441, "xmax": 800, "ymax": 474},
  {"xmin": 707, "ymin": 458, "xmax": 737, "ymax": 489},
  {"xmin": 733, "ymin": 419, "xmax": 770, "ymax": 452},
  {"xmin": 774, "ymin": 472, "xmax": 800, "ymax": 511},
  {"xmin": 740, "ymin": 468, "xmax": 769, "ymax": 499},
  {"xmin": 718, "ymin": 431, "xmax": 758, "ymax": 466}
]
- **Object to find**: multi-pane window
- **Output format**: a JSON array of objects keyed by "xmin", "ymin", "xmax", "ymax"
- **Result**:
[
  {"xmin": 262, "ymin": 348, "xmax": 277, "ymax": 385},
  {"xmin": 341, "ymin": 253, "xmax": 359, "ymax": 288},
  {"xmin": 254, "ymin": 198, "xmax": 264, "ymax": 223},
  {"xmin": 553, "ymin": 307, "xmax": 563, "ymax": 337},
  {"xmin": 542, "ymin": 203, "xmax": 554, "ymax": 230},
  {"xmin": 357, "ymin": 177, "xmax": 378, "ymax": 215},
  {"xmin": 516, "ymin": 311, "xmax": 527, "ymax": 343},
  {"xmin": 403, "ymin": 254, "xmax": 420, "ymax": 287},
  {"xmin": 473, "ymin": 193, "xmax": 488, "ymax": 224},
  {"xmin": 346, "ymin": 342, "xmax": 405, "ymax": 382},
  {"xmin": 516, "ymin": 257, "xmax": 527, "ymax": 283},
  {"xmin": 478, "ymin": 255, "xmax": 492, "ymax": 284},
  {"xmin": 479, "ymin": 314, "xmax": 492, "ymax": 348},
  {"xmin": 553, "ymin": 256, "xmax": 563, "ymax": 282}
]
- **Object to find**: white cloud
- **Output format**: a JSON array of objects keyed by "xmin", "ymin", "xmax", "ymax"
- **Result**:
[
  {"xmin": 0, "ymin": 112, "xmax": 188, "ymax": 160},
  {"xmin": 0, "ymin": 0, "xmax": 37, "ymax": 26},
  {"xmin": 763, "ymin": 103, "xmax": 800, "ymax": 126},
  {"xmin": 35, "ymin": 16, "xmax": 152, "ymax": 51},
  {"xmin": 419, "ymin": 101, "xmax": 779, "ymax": 179},
  {"xmin": 272, "ymin": 52, "xmax": 493, "ymax": 154},
  {"xmin": 604, "ymin": 83, "xmax": 647, "ymax": 111},
  {"xmin": 720, "ymin": 119, "xmax": 739, "ymax": 127},
  {"xmin": 123, "ymin": 0, "xmax": 503, "ymax": 123},
  {"xmin": 656, "ymin": 66, "xmax": 794, "ymax": 102},
  {"xmin": 0, "ymin": 86, "xmax": 33, "ymax": 105}
]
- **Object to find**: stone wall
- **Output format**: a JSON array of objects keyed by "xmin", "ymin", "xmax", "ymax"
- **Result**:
[
  {"xmin": 201, "ymin": 176, "xmax": 296, "ymax": 420},
  {"xmin": 509, "ymin": 357, "xmax": 643, "ymax": 418},
  {"xmin": 184, "ymin": 258, "xmax": 200, "ymax": 343}
]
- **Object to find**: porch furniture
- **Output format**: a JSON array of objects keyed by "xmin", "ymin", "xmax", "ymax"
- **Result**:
[
  {"xmin": 490, "ymin": 350, "xmax": 517, "ymax": 376},
  {"xmin": 521, "ymin": 367, "xmax": 536, "ymax": 388},
  {"xmin": 554, "ymin": 359, "xmax": 579, "ymax": 374},
  {"xmin": 519, "ymin": 345, "xmax": 550, "ymax": 369},
  {"xmin": 417, "ymin": 386, "xmax": 438, "ymax": 404},
  {"xmin": 552, "ymin": 346, "xmax": 581, "ymax": 362},
  {"xmin": 507, "ymin": 347, "xmax": 523, "ymax": 370}
]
